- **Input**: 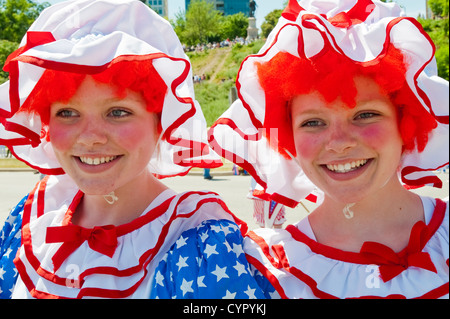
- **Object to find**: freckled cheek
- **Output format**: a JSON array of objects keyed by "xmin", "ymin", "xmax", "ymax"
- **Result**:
[
  {"xmin": 359, "ymin": 124, "xmax": 401, "ymax": 150},
  {"xmin": 115, "ymin": 124, "xmax": 158, "ymax": 155},
  {"xmin": 48, "ymin": 124, "xmax": 77, "ymax": 153},
  {"xmin": 293, "ymin": 133, "xmax": 322, "ymax": 161}
]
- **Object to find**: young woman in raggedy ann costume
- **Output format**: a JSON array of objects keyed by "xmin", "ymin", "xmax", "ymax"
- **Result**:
[{"xmin": 209, "ymin": 0, "xmax": 449, "ymax": 299}]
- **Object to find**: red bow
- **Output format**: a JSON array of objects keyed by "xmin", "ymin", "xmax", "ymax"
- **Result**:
[
  {"xmin": 46, "ymin": 224, "xmax": 118, "ymax": 271},
  {"xmin": 361, "ymin": 221, "xmax": 437, "ymax": 282}
]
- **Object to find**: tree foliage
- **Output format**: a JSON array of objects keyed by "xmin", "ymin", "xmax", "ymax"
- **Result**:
[
  {"xmin": 260, "ymin": 9, "xmax": 283, "ymax": 38},
  {"xmin": 0, "ymin": 0, "xmax": 48, "ymax": 42},
  {"xmin": 0, "ymin": 0, "xmax": 49, "ymax": 83},
  {"xmin": 0, "ymin": 39, "xmax": 18, "ymax": 83},
  {"xmin": 172, "ymin": 0, "xmax": 249, "ymax": 45},
  {"xmin": 428, "ymin": 0, "xmax": 449, "ymax": 18},
  {"xmin": 180, "ymin": 0, "xmax": 223, "ymax": 45},
  {"xmin": 221, "ymin": 12, "xmax": 249, "ymax": 39}
]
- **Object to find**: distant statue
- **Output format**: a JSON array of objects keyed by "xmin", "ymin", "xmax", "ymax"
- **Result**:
[{"xmin": 249, "ymin": 0, "xmax": 257, "ymax": 18}]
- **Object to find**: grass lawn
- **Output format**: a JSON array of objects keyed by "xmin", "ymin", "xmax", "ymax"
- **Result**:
[{"xmin": 0, "ymin": 158, "xmax": 30, "ymax": 169}]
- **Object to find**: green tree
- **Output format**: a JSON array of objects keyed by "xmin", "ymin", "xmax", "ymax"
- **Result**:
[
  {"xmin": 171, "ymin": 10, "xmax": 187, "ymax": 42},
  {"xmin": 418, "ymin": 0, "xmax": 449, "ymax": 80},
  {"xmin": 221, "ymin": 12, "xmax": 249, "ymax": 39},
  {"xmin": 0, "ymin": 40, "xmax": 18, "ymax": 83},
  {"xmin": 0, "ymin": 0, "xmax": 49, "ymax": 42},
  {"xmin": 183, "ymin": 0, "xmax": 223, "ymax": 45},
  {"xmin": 0, "ymin": 0, "xmax": 49, "ymax": 83},
  {"xmin": 260, "ymin": 9, "xmax": 283, "ymax": 38},
  {"xmin": 428, "ymin": 0, "xmax": 449, "ymax": 18}
]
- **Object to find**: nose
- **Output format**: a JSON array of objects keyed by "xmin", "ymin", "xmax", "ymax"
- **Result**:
[
  {"xmin": 324, "ymin": 122, "xmax": 357, "ymax": 154},
  {"xmin": 76, "ymin": 117, "xmax": 108, "ymax": 147}
]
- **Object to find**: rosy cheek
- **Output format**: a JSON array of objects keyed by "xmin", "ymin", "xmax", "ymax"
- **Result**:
[
  {"xmin": 49, "ymin": 124, "xmax": 75, "ymax": 152},
  {"xmin": 360, "ymin": 123, "xmax": 399, "ymax": 150},
  {"xmin": 116, "ymin": 126, "xmax": 146, "ymax": 149},
  {"xmin": 114, "ymin": 121, "xmax": 157, "ymax": 156},
  {"xmin": 293, "ymin": 133, "xmax": 322, "ymax": 161}
]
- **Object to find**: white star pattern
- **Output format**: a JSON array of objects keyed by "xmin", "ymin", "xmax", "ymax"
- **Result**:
[
  {"xmin": 233, "ymin": 260, "xmax": 248, "ymax": 277},
  {"xmin": 149, "ymin": 219, "xmax": 276, "ymax": 299},
  {"xmin": 199, "ymin": 232, "xmax": 208, "ymax": 243},
  {"xmin": 210, "ymin": 224, "xmax": 223, "ymax": 234},
  {"xmin": 244, "ymin": 285, "xmax": 257, "ymax": 299},
  {"xmin": 4, "ymin": 248, "xmax": 12, "ymax": 259},
  {"xmin": 204, "ymin": 244, "xmax": 219, "ymax": 258},
  {"xmin": 2, "ymin": 199, "xmax": 277, "ymax": 299},
  {"xmin": 223, "ymin": 290, "xmax": 237, "ymax": 299},
  {"xmin": 223, "ymin": 224, "xmax": 238, "ymax": 236},
  {"xmin": 197, "ymin": 276, "xmax": 207, "ymax": 288},
  {"xmin": 232, "ymin": 242, "xmax": 244, "ymax": 257},
  {"xmin": 180, "ymin": 278, "xmax": 194, "ymax": 297},
  {"xmin": 155, "ymin": 271, "xmax": 165, "ymax": 287},
  {"xmin": 176, "ymin": 255, "xmax": 189, "ymax": 271},
  {"xmin": 211, "ymin": 265, "xmax": 229, "ymax": 282},
  {"xmin": 175, "ymin": 235, "xmax": 188, "ymax": 249},
  {"xmin": 0, "ymin": 197, "xmax": 26, "ymax": 299},
  {"xmin": 223, "ymin": 240, "xmax": 233, "ymax": 253},
  {"xmin": 5, "ymin": 214, "xmax": 15, "ymax": 227}
]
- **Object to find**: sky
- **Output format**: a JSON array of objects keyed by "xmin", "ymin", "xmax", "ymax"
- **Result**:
[
  {"xmin": 169, "ymin": 0, "xmax": 427, "ymax": 28},
  {"xmin": 37, "ymin": 0, "xmax": 428, "ymax": 30}
]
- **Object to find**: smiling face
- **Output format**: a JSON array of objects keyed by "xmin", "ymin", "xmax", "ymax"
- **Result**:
[
  {"xmin": 49, "ymin": 76, "xmax": 159, "ymax": 196},
  {"xmin": 291, "ymin": 76, "xmax": 404, "ymax": 204}
]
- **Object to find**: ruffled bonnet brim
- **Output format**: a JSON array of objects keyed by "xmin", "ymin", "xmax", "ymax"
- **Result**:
[
  {"xmin": 209, "ymin": 0, "xmax": 449, "ymax": 208},
  {"xmin": 0, "ymin": 0, "xmax": 222, "ymax": 178}
]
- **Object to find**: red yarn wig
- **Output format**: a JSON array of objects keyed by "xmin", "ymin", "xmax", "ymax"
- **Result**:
[
  {"xmin": 256, "ymin": 44, "xmax": 437, "ymax": 158},
  {"xmin": 21, "ymin": 60, "xmax": 168, "ymax": 130}
]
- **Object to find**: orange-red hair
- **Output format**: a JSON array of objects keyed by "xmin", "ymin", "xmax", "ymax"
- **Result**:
[
  {"xmin": 21, "ymin": 60, "xmax": 168, "ymax": 128},
  {"xmin": 256, "ymin": 44, "xmax": 437, "ymax": 158}
]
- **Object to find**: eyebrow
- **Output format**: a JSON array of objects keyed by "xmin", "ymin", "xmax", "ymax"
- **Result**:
[
  {"xmin": 103, "ymin": 94, "xmax": 146, "ymax": 105},
  {"xmin": 291, "ymin": 107, "xmax": 327, "ymax": 118},
  {"xmin": 354, "ymin": 98, "xmax": 392, "ymax": 109}
]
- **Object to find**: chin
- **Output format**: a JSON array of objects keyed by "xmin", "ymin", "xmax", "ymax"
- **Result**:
[{"xmin": 74, "ymin": 180, "xmax": 117, "ymax": 196}]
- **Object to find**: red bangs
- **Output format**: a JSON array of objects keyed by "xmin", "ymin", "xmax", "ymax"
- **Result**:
[
  {"xmin": 256, "ymin": 44, "xmax": 437, "ymax": 158},
  {"xmin": 21, "ymin": 60, "xmax": 168, "ymax": 127}
]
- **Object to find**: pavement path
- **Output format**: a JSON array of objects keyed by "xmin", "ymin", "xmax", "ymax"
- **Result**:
[{"xmin": 0, "ymin": 170, "xmax": 448, "ymax": 230}]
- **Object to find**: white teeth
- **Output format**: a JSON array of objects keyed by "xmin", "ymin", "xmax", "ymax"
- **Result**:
[
  {"xmin": 326, "ymin": 159, "xmax": 368, "ymax": 173},
  {"xmin": 79, "ymin": 156, "xmax": 118, "ymax": 166}
]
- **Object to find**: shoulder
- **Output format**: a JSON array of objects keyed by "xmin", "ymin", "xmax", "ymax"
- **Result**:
[
  {"xmin": 171, "ymin": 191, "xmax": 230, "ymax": 215},
  {"xmin": 0, "ymin": 194, "xmax": 28, "ymax": 299},
  {"xmin": 427, "ymin": 197, "xmax": 448, "ymax": 257},
  {"xmin": 421, "ymin": 196, "xmax": 448, "ymax": 243},
  {"xmin": 150, "ymin": 219, "xmax": 268, "ymax": 299},
  {"xmin": 169, "ymin": 190, "xmax": 248, "ymax": 233},
  {"xmin": 1, "ymin": 194, "xmax": 27, "ymax": 250}
]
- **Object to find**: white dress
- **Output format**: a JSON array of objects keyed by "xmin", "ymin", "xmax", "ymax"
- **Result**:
[
  {"xmin": 5, "ymin": 175, "xmax": 264, "ymax": 299},
  {"xmin": 244, "ymin": 197, "xmax": 449, "ymax": 299}
]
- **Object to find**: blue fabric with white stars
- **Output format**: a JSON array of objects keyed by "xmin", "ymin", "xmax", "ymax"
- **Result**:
[
  {"xmin": 0, "ymin": 198, "xmax": 277, "ymax": 299},
  {"xmin": 150, "ymin": 219, "xmax": 276, "ymax": 299},
  {"xmin": 0, "ymin": 195, "xmax": 27, "ymax": 299}
]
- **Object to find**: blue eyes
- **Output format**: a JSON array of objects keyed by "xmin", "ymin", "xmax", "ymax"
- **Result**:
[
  {"xmin": 55, "ymin": 108, "xmax": 132, "ymax": 119},
  {"xmin": 109, "ymin": 109, "xmax": 131, "ymax": 118},
  {"xmin": 300, "ymin": 112, "xmax": 380, "ymax": 128},
  {"xmin": 56, "ymin": 109, "xmax": 76, "ymax": 118},
  {"xmin": 356, "ymin": 112, "xmax": 379, "ymax": 120},
  {"xmin": 301, "ymin": 120, "xmax": 324, "ymax": 127}
]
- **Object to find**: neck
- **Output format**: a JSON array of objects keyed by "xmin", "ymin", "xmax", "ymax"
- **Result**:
[
  {"xmin": 73, "ymin": 171, "xmax": 168, "ymax": 228},
  {"xmin": 309, "ymin": 178, "xmax": 424, "ymax": 253}
]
